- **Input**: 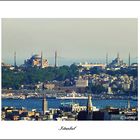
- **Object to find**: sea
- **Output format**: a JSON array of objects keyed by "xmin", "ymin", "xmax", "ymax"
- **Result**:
[{"xmin": 2, "ymin": 98, "xmax": 138, "ymax": 112}]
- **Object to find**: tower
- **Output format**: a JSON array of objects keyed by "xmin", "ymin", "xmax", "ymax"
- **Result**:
[
  {"xmin": 127, "ymin": 87, "xmax": 131, "ymax": 110},
  {"xmin": 14, "ymin": 51, "xmax": 16, "ymax": 68},
  {"xmin": 41, "ymin": 51, "xmax": 43, "ymax": 68},
  {"xmin": 127, "ymin": 76, "xmax": 131, "ymax": 110},
  {"xmin": 106, "ymin": 53, "xmax": 108, "ymax": 66},
  {"xmin": 54, "ymin": 51, "xmax": 57, "ymax": 67},
  {"xmin": 129, "ymin": 53, "xmax": 131, "ymax": 67},
  {"xmin": 127, "ymin": 96, "xmax": 130, "ymax": 110},
  {"xmin": 86, "ymin": 94, "xmax": 93, "ymax": 120},
  {"xmin": 117, "ymin": 52, "xmax": 119, "ymax": 59},
  {"xmin": 117, "ymin": 52, "xmax": 120, "ymax": 65},
  {"xmin": 108, "ymin": 86, "xmax": 113, "ymax": 94},
  {"xmin": 42, "ymin": 84, "xmax": 48, "ymax": 115}
]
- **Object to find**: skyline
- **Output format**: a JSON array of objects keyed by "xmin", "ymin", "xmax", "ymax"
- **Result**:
[{"xmin": 2, "ymin": 18, "xmax": 138, "ymax": 66}]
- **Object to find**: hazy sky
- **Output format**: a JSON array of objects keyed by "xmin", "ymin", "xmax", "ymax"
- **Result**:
[{"xmin": 2, "ymin": 18, "xmax": 138, "ymax": 66}]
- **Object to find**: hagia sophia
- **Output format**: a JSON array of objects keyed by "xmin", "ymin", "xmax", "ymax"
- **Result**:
[{"xmin": 24, "ymin": 53, "xmax": 49, "ymax": 68}]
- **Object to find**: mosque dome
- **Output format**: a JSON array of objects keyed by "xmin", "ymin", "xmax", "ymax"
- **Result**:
[{"xmin": 31, "ymin": 54, "xmax": 41, "ymax": 59}]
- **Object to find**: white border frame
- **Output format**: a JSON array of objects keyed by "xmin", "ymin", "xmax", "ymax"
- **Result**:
[{"xmin": 0, "ymin": 1, "xmax": 140, "ymax": 139}]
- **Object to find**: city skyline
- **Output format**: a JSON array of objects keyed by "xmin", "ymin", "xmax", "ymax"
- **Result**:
[{"xmin": 2, "ymin": 18, "xmax": 138, "ymax": 65}]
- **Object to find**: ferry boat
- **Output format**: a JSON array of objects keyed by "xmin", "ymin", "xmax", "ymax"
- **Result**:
[
  {"xmin": 56, "ymin": 91, "xmax": 88, "ymax": 99},
  {"xmin": 131, "ymin": 96, "xmax": 138, "ymax": 101}
]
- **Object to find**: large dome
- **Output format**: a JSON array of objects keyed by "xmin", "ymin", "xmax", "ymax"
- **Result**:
[{"xmin": 31, "ymin": 54, "xmax": 41, "ymax": 59}]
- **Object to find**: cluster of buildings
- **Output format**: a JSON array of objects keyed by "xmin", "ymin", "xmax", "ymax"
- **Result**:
[
  {"xmin": 91, "ymin": 73, "xmax": 137, "ymax": 93},
  {"xmin": 73, "ymin": 73, "xmax": 137, "ymax": 95},
  {"xmin": 2, "ymin": 93, "xmax": 138, "ymax": 121},
  {"xmin": 2, "ymin": 52, "xmax": 138, "ymax": 97},
  {"xmin": 74, "ymin": 53, "xmax": 138, "ymax": 94}
]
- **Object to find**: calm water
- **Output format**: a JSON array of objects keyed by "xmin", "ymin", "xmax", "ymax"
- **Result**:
[{"xmin": 2, "ymin": 98, "xmax": 138, "ymax": 111}]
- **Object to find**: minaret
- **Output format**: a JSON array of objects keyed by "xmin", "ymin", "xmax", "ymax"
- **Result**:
[
  {"xmin": 54, "ymin": 51, "xmax": 57, "ymax": 67},
  {"xmin": 41, "ymin": 51, "xmax": 43, "ymax": 68},
  {"xmin": 127, "ymin": 80, "xmax": 132, "ymax": 110},
  {"xmin": 42, "ymin": 84, "xmax": 48, "ymax": 115},
  {"xmin": 117, "ymin": 52, "xmax": 119, "ymax": 59},
  {"xmin": 117, "ymin": 52, "xmax": 120, "ymax": 65},
  {"xmin": 127, "ymin": 99, "xmax": 130, "ymax": 110},
  {"xmin": 87, "ymin": 94, "xmax": 93, "ymax": 120},
  {"xmin": 14, "ymin": 51, "xmax": 17, "ymax": 68},
  {"xmin": 129, "ymin": 53, "xmax": 131, "ymax": 67},
  {"xmin": 106, "ymin": 53, "xmax": 108, "ymax": 66},
  {"xmin": 127, "ymin": 94, "xmax": 131, "ymax": 110}
]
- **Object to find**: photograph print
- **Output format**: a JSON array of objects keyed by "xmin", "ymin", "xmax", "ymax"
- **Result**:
[{"xmin": 1, "ymin": 18, "xmax": 138, "ymax": 121}]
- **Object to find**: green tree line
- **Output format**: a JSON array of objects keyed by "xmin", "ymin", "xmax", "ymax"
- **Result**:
[{"xmin": 2, "ymin": 64, "xmax": 79, "ymax": 89}]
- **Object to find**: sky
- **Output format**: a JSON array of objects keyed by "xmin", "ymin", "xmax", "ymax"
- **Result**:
[{"xmin": 2, "ymin": 18, "xmax": 138, "ymax": 66}]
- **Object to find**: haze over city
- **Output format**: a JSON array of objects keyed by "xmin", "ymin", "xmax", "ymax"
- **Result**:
[
  {"xmin": 2, "ymin": 18, "xmax": 138, "ymax": 121},
  {"xmin": 2, "ymin": 18, "xmax": 138, "ymax": 66}
]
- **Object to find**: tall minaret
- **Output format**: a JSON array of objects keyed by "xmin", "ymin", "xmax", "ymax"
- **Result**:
[
  {"xmin": 129, "ymin": 53, "xmax": 131, "ymax": 67},
  {"xmin": 117, "ymin": 52, "xmax": 119, "ymax": 59},
  {"xmin": 117, "ymin": 52, "xmax": 120, "ymax": 65},
  {"xmin": 14, "ymin": 51, "xmax": 17, "ymax": 68},
  {"xmin": 87, "ymin": 94, "xmax": 93, "ymax": 120},
  {"xmin": 127, "ymin": 99, "xmax": 130, "ymax": 110},
  {"xmin": 127, "ymin": 81, "xmax": 131, "ymax": 110},
  {"xmin": 42, "ymin": 84, "xmax": 48, "ymax": 115},
  {"xmin": 54, "ymin": 51, "xmax": 57, "ymax": 67},
  {"xmin": 127, "ymin": 92, "xmax": 131, "ymax": 110},
  {"xmin": 106, "ymin": 53, "xmax": 108, "ymax": 66},
  {"xmin": 41, "ymin": 51, "xmax": 43, "ymax": 68}
]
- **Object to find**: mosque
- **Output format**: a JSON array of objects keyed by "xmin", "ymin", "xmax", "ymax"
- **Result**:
[{"xmin": 24, "ymin": 52, "xmax": 48, "ymax": 68}]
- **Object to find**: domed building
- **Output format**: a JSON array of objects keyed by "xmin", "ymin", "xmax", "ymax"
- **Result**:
[
  {"xmin": 109, "ymin": 53, "xmax": 127, "ymax": 68},
  {"xmin": 24, "ymin": 53, "xmax": 48, "ymax": 68}
]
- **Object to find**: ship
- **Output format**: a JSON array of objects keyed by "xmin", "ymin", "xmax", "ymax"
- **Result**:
[
  {"xmin": 131, "ymin": 96, "xmax": 138, "ymax": 101},
  {"xmin": 56, "ymin": 91, "xmax": 88, "ymax": 99}
]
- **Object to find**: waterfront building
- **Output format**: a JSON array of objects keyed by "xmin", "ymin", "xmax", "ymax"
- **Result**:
[
  {"xmin": 60, "ymin": 102, "xmax": 87, "ymax": 112},
  {"xmin": 44, "ymin": 83, "xmax": 55, "ymax": 90}
]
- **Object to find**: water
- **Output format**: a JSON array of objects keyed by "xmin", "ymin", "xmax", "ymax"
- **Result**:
[{"xmin": 2, "ymin": 98, "xmax": 138, "ymax": 111}]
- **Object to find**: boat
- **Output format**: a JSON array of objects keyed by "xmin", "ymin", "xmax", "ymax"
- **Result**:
[
  {"xmin": 131, "ymin": 96, "xmax": 138, "ymax": 101},
  {"xmin": 56, "ymin": 96, "xmax": 88, "ymax": 99},
  {"xmin": 56, "ymin": 91, "xmax": 88, "ymax": 99}
]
